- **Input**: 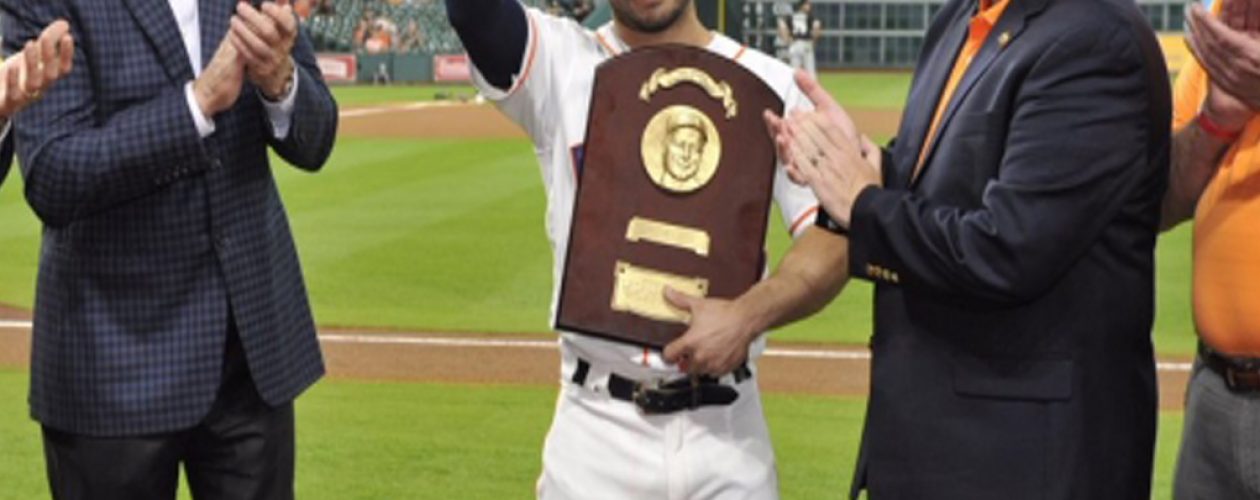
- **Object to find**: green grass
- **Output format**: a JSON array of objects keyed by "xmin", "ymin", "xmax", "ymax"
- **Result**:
[
  {"xmin": 0, "ymin": 369, "xmax": 1188, "ymax": 499},
  {"xmin": 326, "ymin": 72, "xmax": 910, "ymax": 111},
  {"xmin": 0, "ymin": 76, "xmax": 1201, "ymax": 356},
  {"xmin": 819, "ymin": 71, "xmax": 914, "ymax": 109}
]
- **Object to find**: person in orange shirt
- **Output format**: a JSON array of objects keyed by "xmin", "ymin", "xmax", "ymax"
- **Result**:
[{"xmin": 1162, "ymin": 0, "xmax": 1260, "ymax": 497}]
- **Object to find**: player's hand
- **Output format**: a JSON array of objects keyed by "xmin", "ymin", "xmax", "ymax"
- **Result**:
[
  {"xmin": 0, "ymin": 20, "xmax": 74, "ymax": 119},
  {"xmin": 1187, "ymin": 1, "xmax": 1260, "ymax": 114},
  {"xmin": 193, "ymin": 37, "xmax": 247, "ymax": 118},
  {"xmin": 661, "ymin": 288, "xmax": 758, "ymax": 376},
  {"xmin": 230, "ymin": 0, "xmax": 298, "ymax": 101}
]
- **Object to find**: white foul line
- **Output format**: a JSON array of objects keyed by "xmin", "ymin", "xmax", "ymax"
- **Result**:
[
  {"xmin": 0, "ymin": 320, "xmax": 1194, "ymax": 372},
  {"xmin": 339, "ymin": 101, "xmax": 477, "ymax": 119}
]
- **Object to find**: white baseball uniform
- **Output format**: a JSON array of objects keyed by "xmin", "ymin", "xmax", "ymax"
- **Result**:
[{"xmin": 470, "ymin": 8, "xmax": 820, "ymax": 500}]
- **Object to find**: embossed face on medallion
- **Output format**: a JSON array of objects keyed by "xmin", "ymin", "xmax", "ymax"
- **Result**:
[
  {"xmin": 665, "ymin": 112, "xmax": 707, "ymax": 181},
  {"xmin": 641, "ymin": 105, "xmax": 721, "ymax": 193}
]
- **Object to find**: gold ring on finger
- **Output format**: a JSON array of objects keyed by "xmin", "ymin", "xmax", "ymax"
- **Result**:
[{"xmin": 24, "ymin": 89, "xmax": 42, "ymax": 101}]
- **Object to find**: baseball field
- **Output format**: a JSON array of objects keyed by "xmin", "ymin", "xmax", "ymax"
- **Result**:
[{"xmin": 0, "ymin": 73, "xmax": 1197, "ymax": 499}]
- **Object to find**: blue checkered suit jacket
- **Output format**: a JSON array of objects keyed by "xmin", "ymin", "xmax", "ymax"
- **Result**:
[{"xmin": 2, "ymin": 0, "xmax": 337, "ymax": 437}]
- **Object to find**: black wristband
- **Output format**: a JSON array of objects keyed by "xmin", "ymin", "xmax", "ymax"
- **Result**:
[{"xmin": 815, "ymin": 207, "xmax": 848, "ymax": 236}]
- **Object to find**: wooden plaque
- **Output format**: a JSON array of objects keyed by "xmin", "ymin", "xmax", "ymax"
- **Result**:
[{"xmin": 555, "ymin": 44, "xmax": 784, "ymax": 349}]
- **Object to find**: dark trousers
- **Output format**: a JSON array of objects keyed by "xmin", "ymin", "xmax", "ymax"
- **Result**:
[{"xmin": 41, "ymin": 329, "xmax": 295, "ymax": 500}]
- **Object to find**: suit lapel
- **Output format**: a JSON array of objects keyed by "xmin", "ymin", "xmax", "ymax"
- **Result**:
[
  {"xmin": 122, "ymin": 0, "xmax": 195, "ymax": 83},
  {"xmin": 897, "ymin": 12, "xmax": 969, "ymax": 188},
  {"xmin": 200, "ymin": 0, "xmax": 233, "ymax": 69},
  {"xmin": 912, "ymin": 0, "xmax": 1047, "ymax": 187}
]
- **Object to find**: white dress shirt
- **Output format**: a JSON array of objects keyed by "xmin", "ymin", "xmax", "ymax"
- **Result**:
[{"xmin": 172, "ymin": 0, "xmax": 298, "ymax": 139}]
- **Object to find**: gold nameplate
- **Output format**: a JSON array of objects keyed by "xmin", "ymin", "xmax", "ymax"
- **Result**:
[
  {"xmin": 611, "ymin": 261, "xmax": 709, "ymax": 324},
  {"xmin": 641, "ymin": 105, "xmax": 722, "ymax": 193},
  {"xmin": 625, "ymin": 217, "xmax": 711, "ymax": 256}
]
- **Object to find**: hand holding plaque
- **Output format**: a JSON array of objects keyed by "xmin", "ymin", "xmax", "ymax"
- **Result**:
[{"xmin": 555, "ymin": 45, "xmax": 784, "ymax": 348}]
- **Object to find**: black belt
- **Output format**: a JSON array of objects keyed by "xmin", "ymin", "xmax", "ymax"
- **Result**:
[
  {"xmin": 1200, "ymin": 342, "xmax": 1260, "ymax": 392},
  {"xmin": 570, "ymin": 358, "xmax": 752, "ymax": 415}
]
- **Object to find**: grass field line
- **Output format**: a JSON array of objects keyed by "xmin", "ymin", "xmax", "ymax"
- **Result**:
[
  {"xmin": 0, "ymin": 320, "xmax": 1194, "ymax": 372},
  {"xmin": 339, "ymin": 101, "xmax": 477, "ymax": 118}
]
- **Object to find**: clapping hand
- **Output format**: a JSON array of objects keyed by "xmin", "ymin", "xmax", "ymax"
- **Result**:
[
  {"xmin": 229, "ymin": 0, "xmax": 299, "ymax": 101},
  {"xmin": 765, "ymin": 70, "xmax": 881, "ymax": 230},
  {"xmin": 1187, "ymin": 0, "xmax": 1260, "ymax": 133},
  {"xmin": 0, "ymin": 20, "xmax": 74, "ymax": 119}
]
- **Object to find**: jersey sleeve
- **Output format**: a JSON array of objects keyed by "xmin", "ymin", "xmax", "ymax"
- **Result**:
[
  {"xmin": 469, "ymin": 7, "xmax": 584, "ymax": 146},
  {"xmin": 772, "ymin": 81, "xmax": 822, "ymax": 239}
]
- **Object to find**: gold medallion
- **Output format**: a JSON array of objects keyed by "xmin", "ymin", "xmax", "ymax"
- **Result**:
[{"xmin": 640, "ymin": 105, "xmax": 722, "ymax": 193}]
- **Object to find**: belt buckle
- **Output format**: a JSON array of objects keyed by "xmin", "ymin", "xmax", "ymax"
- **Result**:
[
  {"xmin": 1224, "ymin": 365, "xmax": 1260, "ymax": 392},
  {"xmin": 632, "ymin": 376, "xmax": 701, "ymax": 414},
  {"xmin": 631, "ymin": 379, "xmax": 665, "ymax": 414}
]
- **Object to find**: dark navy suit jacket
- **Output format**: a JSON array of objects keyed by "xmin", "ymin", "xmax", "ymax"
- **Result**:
[
  {"xmin": 0, "ymin": 133, "xmax": 11, "ymax": 187},
  {"xmin": 845, "ymin": 0, "xmax": 1170, "ymax": 497},
  {"xmin": 2, "ymin": 0, "xmax": 337, "ymax": 437}
]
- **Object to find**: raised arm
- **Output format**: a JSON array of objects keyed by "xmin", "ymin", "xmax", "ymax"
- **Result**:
[
  {"xmin": 446, "ymin": 0, "xmax": 528, "ymax": 90},
  {"xmin": 1163, "ymin": 0, "xmax": 1259, "ymax": 229},
  {"xmin": 1162, "ymin": 103, "xmax": 1246, "ymax": 230}
]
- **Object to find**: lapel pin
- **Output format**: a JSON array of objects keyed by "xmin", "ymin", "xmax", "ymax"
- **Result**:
[{"xmin": 998, "ymin": 31, "xmax": 1012, "ymax": 48}]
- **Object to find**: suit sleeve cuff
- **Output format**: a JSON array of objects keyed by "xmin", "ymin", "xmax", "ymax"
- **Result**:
[
  {"xmin": 183, "ymin": 82, "xmax": 216, "ymax": 138},
  {"xmin": 847, "ymin": 186, "xmax": 902, "ymax": 284},
  {"xmin": 260, "ymin": 64, "xmax": 299, "ymax": 139}
]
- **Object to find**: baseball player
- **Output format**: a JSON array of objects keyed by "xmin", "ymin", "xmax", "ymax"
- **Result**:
[
  {"xmin": 779, "ymin": 0, "xmax": 820, "ymax": 77},
  {"xmin": 446, "ymin": 0, "xmax": 852, "ymax": 497}
]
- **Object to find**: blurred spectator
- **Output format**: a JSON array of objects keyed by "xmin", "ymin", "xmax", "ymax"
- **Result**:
[
  {"xmin": 399, "ymin": 20, "xmax": 426, "ymax": 52},
  {"xmin": 353, "ymin": 17, "xmax": 371, "ymax": 49},
  {"xmin": 366, "ymin": 16, "xmax": 397, "ymax": 53},
  {"xmin": 314, "ymin": 0, "xmax": 336, "ymax": 15}
]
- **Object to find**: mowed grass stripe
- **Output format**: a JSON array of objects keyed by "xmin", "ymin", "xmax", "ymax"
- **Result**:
[
  {"xmin": 275, "ymin": 139, "xmax": 554, "ymax": 331},
  {"xmin": 327, "ymin": 72, "xmax": 914, "ymax": 110}
]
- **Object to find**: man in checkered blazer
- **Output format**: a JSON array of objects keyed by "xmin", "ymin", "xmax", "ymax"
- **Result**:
[{"xmin": 2, "ymin": 0, "xmax": 338, "ymax": 497}]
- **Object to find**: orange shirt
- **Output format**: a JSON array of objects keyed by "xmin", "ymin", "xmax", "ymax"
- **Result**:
[
  {"xmin": 1174, "ymin": 4, "xmax": 1260, "ymax": 356},
  {"xmin": 916, "ymin": 0, "xmax": 1011, "ymax": 174}
]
